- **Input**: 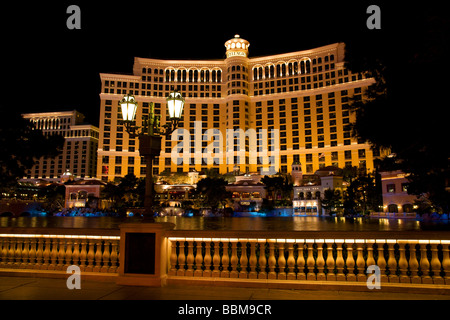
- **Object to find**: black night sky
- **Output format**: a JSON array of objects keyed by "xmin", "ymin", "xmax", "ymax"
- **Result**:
[{"xmin": 1, "ymin": 1, "xmax": 432, "ymax": 126}]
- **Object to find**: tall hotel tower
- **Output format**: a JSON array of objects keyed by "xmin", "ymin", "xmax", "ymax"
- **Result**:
[{"xmin": 98, "ymin": 35, "xmax": 376, "ymax": 181}]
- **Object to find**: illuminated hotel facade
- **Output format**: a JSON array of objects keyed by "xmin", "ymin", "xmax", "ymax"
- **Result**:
[
  {"xmin": 97, "ymin": 35, "xmax": 377, "ymax": 181},
  {"xmin": 21, "ymin": 111, "xmax": 99, "ymax": 181}
]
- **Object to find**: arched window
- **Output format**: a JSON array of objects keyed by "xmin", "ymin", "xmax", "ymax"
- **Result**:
[
  {"xmin": 269, "ymin": 65, "xmax": 274, "ymax": 78},
  {"xmin": 388, "ymin": 204, "xmax": 398, "ymax": 213},
  {"xmin": 265, "ymin": 66, "xmax": 270, "ymax": 79},
  {"xmin": 403, "ymin": 204, "xmax": 414, "ymax": 213},
  {"xmin": 194, "ymin": 70, "xmax": 199, "ymax": 82},
  {"xmin": 177, "ymin": 70, "xmax": 181, "ymax": 82},
  {"xmin": 182, "ymin": 69, "xmax": 187, "ymax": 82},
  {"xmin": 165, "ymin": 70, "xmax": 170, "ymax": 82},
  {"xmin": 217, "ymin": 70, "xmax": 222, "ymax": 82},
  {"xmin": 253, "ymin": 68, "xmax": 258, "ymax": 80},
  {"xmin": 305, "ymin": 60, "xmax": 311, "ymax": 73},
  {"xmin": 200, "ymin": 70, "xmax": 205, "ymax": 82},
  {"xmin": 189, "ymin": 70, "xmax": 193, "ymax": 82},
  {"xmin": 276, "ymin": 64, "xmax": 281, "ymax": 77},
  {"xmin": 300, "ymin": 61, "xmax": 305, "ymax": 74}
]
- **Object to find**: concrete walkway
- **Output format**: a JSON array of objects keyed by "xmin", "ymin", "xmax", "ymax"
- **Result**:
[{"xmin": 0, "ymin": 276, "xmax": 449, "ymax": 300}]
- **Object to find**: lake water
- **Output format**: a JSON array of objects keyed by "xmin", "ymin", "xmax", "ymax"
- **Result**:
[{"xmin": 1, "ymin": 216, "xmax": 450, "ymax": 232}]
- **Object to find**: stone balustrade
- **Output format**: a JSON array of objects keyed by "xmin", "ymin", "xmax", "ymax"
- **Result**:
[
  {"xmin": 1, "ymin": 227, "xmax": 450, "ymax": 290},
  {"xmin": 167, "ymin": 235, "xmax": 450, "ymax": 285},
  {"xmin": 0, "ymin": 232, "xmax": 120, "ymax": 273}
]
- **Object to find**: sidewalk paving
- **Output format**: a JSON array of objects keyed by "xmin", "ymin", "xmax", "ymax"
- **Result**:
[{"xmin": 0, "ymin": 276, "xmax": 449, "ymax": 300}]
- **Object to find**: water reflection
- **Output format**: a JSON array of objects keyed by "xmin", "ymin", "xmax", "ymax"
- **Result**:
[{"xmin": 1, "ymin": 216, "xmax": 450, "ymax": 232}]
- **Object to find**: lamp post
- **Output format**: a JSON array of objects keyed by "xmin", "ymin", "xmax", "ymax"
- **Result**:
[{"xmin": 119, "ymin": 91, "xmax": 185, "ymax": 220}]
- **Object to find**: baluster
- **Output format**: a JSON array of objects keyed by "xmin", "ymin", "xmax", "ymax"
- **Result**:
[
  {"xmin": 93, "ymin": 238, "xmax": 103, "ymax": 272},
  {"xmin": 211, "ymin": 239, "xmax": 221, "ymax": 277},
  {"xmin": 248, "ymin": 239, "xmax": 258, "ymax": 279},
  {"xmin": 203, "ymin": 239, "xmax": 212, "ymax": 277},
  {"xmin": 0, "ymin": 237, "xmax": 8, "ymax": 268},
  {"xmin": 345, "ymin": 240, "xmax": 356, "ymax": 281},
  {"xmin": 221, "ymin": 239, "xmax": 230, "ymax": 278},
  {"xmin": 41, "ymin": 236, "xmax": 51, "ymax": 270},
  {"xmin": 7, "ymin": 237, "xmax": 16, "ymax": 266},
  {"xmin": 315, "ymin": 240, "xmax": 326, "ymax": 281},
  {"xmin": 79, "ymin": 238, "xmax": 88, "ymax": 271},
  {"xmin": 386, "ymin": 240, "xmax": 398, "ymax": 282},
  {"xmin": 306, "ymin": 239, "xmax": 315, "ymax": 280},
  {"xmin": 366, "ymin": 240, "xmax": 376, "ymax": 268},
  {"xmin": 335, "ymin": 240, "xmax": 345, "ymax": 281},
  {"xmin": 419, "ymin": 240, "xmax": 432, "ymax": 284},
  {"xmin": 194, "ymin": 240, "xmax": 204, "ymax": 277},
  {"xmin": 238, "ymin": 240, "xmax": 248, "ymax": 279},
  {"xmin": 28, "ymin": 238, "xmax": 37, "ymax": 269},
  {"xmin": 441, "ymin": 241, "xmax": 450, "ymax": 285},
  {"xmin": 176, "ymin": 240, "xmax": 186, "ymax": 276},
  {"xmin": 397, "ymin": 240, "xmax": 410, "ymax": 283},
  {"xmin": 277, "ymin": 240, "xmax": 286, "ymax": 280},
  {"xmin": 355, "ymin": 240, "xmax": 366, "ymax": 282},
  {"xmin": 64, "ymin": 238, "xmax": 73, "ymax": 269},
  {"xmin": 184, "ymin": 238, "xmax": 195, "ymax": 276},
  {"xmin": 229, "ymin": 240, "xmax": 239, "ymax": 278},
  {"xmin": 325, "ymin": 239, "xmax": 336, "ymax": 281},
  {"xmin": 20, "ymin": 238, "xmax": 29, "ymax": 269},
  {"xmin": 85, "ymin": 238, "xmax": 95, "ymax": 272},
  {"xmin": 34, "ymin": 237, "xmax": 44, "ymax": 269},
  {"xmin": 56, "ymin": 238, "xmax": 66, "ymax": 271},
  {"xmin": 258, "ymin": 239, "xmax": 267, "ymax": 279},
  {"xmin": 101, "ymin": 239, "xmax": 111, "ymax": 273},
  {"xmin": 267, "ymin": 240, "xmax": 277, "ymax": 279},
  {"xmin": 430, "ymin": 240, "xmax": 444, "ymax": 284},
  {"xmin": 168, "ymin": 239, "xmax": 178, "ymax": 276},
  {"xmin": 286, "ymin": 239, "xmax": 296, "ymax": 280},
  {"xmin": 408, "ymin": 241, "xmax": 420, "ymax": 283},
  {"xmin": 109, "ymin": 239, "xmax": 119, "ymax": 273},
  {"xmin": 297, "ymin": 240, "xmax": 306, "ymax": 280},
  {"xmin": 8, "ymin": 237, "xmax": 18, "ymax": 267},
  {"xmin": 14, "ymin": 238, "xmax": 23, "ymax": 268},
  {"xmin": 72, "ymin": 238, "xmax": 80, "ymax": 267},
  {"xmin": 48, "ymin": 238, "xmax": 59, "ymax": 270},
  {"xmin": 375, "ymin": 240, "xmax": 388, "ymax": 283}
]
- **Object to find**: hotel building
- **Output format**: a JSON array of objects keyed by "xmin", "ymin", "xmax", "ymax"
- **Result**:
[
  {"xmin": 21, "ymin": 110, "xmax": 99, "ymax": 182},
  {"xmin": 97, "ymin": 35, "xmax": 378, "ymax": 181}
]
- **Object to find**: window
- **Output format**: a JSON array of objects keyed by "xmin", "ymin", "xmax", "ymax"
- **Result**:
[{"xmin": 387, "ymin": 184, "xmax": 396, "ymax": 193}]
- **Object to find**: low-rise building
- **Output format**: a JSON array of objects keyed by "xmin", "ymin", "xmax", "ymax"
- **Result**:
[{"xmin": 380, "ymin": 170, "xmax": 417, "ymax": 213}]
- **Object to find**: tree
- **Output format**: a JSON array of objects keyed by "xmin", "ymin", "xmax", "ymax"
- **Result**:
[
  {"xmin": 38, "ymin": 184, "xmax": 65, "ymax": 214},
  {"xmin": 321, "ymin": 189, "xmax": 343, "ymax": 216},
  {"xmin": 344, "ymin": 6, "xmax": 450, "ymax": 213},
  {"xmin": 194, "ymin": 177, "xmax": 231, "ymax": 211},
  {"xmin": 0, "ymin": 109, "xmax": 65, "ymax": 187},
  {"xmin": 343, "ymin": 173, "xmax": 381, "ymax": 216}
]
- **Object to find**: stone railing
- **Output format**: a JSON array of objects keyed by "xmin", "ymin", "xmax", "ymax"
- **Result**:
[
  {"xmin": 166, "ymin": 231, "xmax": 450, "ymax": 286},
  {"xmin": 0, "ymin": 228, "xmax": 120, "ymax": 274},
  {"xmin": 2, "ymin": 226, "xmax": 450, "ymax": 291}
]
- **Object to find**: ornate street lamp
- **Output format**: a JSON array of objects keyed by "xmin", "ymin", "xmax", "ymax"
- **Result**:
[{"xmin": 119, "ymin": 91, "xmax": 185, "ymax": 220}]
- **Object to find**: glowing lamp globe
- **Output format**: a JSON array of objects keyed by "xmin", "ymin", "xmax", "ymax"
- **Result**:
[
  {"xmin": 119, "ymin": 94, "xmax": 138, "ymax": 122},
  {"xmin": 166, "ymin": 91, "xmax": 185, "ymax": 120}
]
